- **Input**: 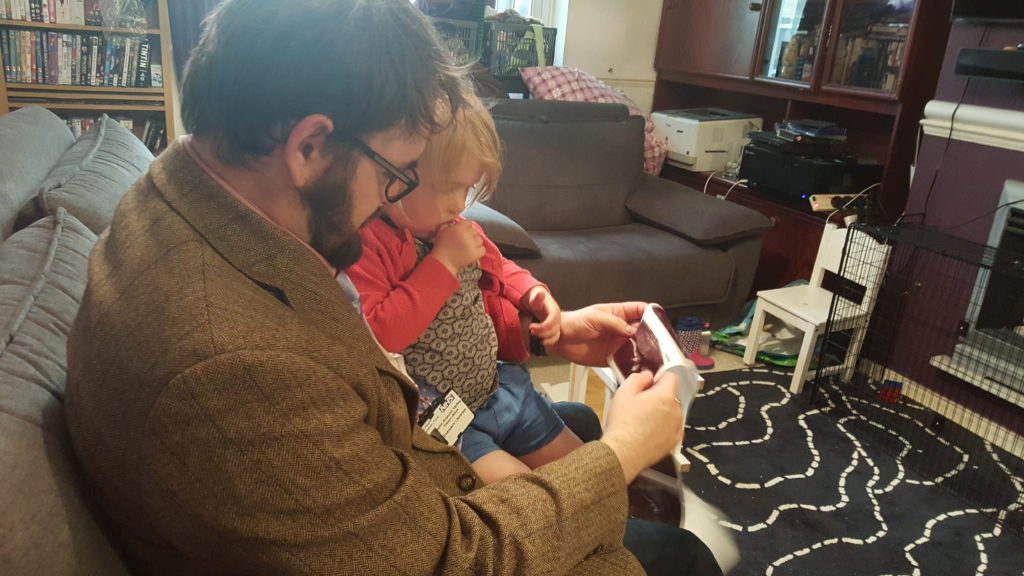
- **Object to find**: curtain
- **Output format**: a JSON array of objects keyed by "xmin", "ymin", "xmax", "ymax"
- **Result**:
[{"xmin": 167, "ymin": 0, "xmax": 222, "ymax": 79}]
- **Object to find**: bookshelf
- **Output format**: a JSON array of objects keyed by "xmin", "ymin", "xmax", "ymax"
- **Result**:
[{"xmin": 0, "ymin": 0, "xmax": 175, "ymax": 152}]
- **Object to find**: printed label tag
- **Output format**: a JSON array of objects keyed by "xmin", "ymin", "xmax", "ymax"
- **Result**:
[{"xmin": 420, "ymin": 390, "xmax": 474, "ymax": 446}]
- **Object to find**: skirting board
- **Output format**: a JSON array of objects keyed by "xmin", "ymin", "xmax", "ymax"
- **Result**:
[
  {"xmin": 920, "ymin": 100, "xmax": 1024, "ymax": 152},
  {"xmin": 860, "ymin": 359, "xmax": 1024, "ymax": 460}
]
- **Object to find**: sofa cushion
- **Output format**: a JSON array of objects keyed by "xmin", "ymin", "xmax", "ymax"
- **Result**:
[
  {"xmin": 462, "ymin": 202, "xmax": 539, "ymax": 257},
  {"xmin": 30, "ymin": 114, "xmax": 154, "ymax": 235},
  {"xmin": 489, "ymin": 101, "xmax": 645, "ymax": 232},
  {"xmin": 626, "ymin": 175, "xmax": 774, "ymax": 246},
  {"xmin": 517, "ymin": 223, "xmax": 736, "ymax": 311},
  {"xmin": 0, "ymin": 106, "xmax": 75, "ymax": 240},
  {"xmin": 0, "ymin": 209, "xmax": 131, "ymax": 574},
  {"xmin": 519, "ymin": 66, "xmax": 668, "ymax": 175}
]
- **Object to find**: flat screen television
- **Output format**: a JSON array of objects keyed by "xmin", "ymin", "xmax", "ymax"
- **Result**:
[{"xmin": 952, "ymin": 0, "xmax": 1024, "ymax": 22}]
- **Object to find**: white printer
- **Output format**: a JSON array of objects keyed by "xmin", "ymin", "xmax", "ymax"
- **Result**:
[{"xmin": 651, "ymin": 108, "xmax": 762, "ymax": 172}]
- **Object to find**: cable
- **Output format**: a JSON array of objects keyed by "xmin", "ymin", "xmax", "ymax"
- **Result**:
[
  {"xmin": 721, "ymin": 179, "xmax": 748, "ymax": 200},
  {"xmin": 918, "ymin": 25, "xmax": 989, "ymax": 223},
  {"xmin": 945, "ymin": 198, "xmax": 1024, "ymax": 231},
  {"xmin": 703, "ymin": 171, "xmax": 720, "ymax": 195}
]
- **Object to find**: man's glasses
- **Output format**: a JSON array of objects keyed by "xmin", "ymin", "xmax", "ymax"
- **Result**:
[{"xmin": 351, "ymin": 140, "xmax": 419, "ymax": 203}]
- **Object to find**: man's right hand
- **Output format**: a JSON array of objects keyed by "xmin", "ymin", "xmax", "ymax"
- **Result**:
[
  {"xmin": 431, "ymin": 219, "xmax": 484, "ymax": 276},
  {"xmin": 600, "ymin": 369, "xmax": 683, "ymax": 483}
]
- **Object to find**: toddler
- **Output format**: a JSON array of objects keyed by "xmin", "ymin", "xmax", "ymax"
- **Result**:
[{"xmin": 346, "ymin": 94, "xmax": 582, "ymax": 483}]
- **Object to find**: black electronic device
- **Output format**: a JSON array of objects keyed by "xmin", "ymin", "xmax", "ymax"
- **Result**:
[
  {"xmin": 739, "ymin": 142, "xmax": 883, "ymax": 201},
  {"xmin": 747, "ymin": 130, "xmax": 840, "ymax": 158},
  {"xmin": 956, "ymin": 48, "xmax": 1024, "ymax": 82},
  {"xmin": 951, "ymin": 0, "xmax": 1024, "ymax": 22}
]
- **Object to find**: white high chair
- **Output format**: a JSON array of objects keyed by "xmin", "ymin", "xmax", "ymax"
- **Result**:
[{"xmin": 742, "ymin": 223, "xmax": 891, "ymax": 394}]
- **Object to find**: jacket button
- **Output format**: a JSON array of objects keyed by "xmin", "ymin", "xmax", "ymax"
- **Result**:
[{"xmin": 457, "ymin": 474, "xmax": 476, "ymax": 491}]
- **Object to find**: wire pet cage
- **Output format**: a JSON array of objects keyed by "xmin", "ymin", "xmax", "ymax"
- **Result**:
[
  {"xmin": 430, "ymin": 17, "xmax": 482, "ymax": 66},
  {"xmin": 484, "ymin": 22, "xmax": 556, "ymax": 94},
  {"xmin": 813, "ymin": 223, "xmax": 1024, "ymax": 536}
]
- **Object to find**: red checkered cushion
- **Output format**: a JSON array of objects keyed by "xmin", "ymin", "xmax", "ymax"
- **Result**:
[{"xmin": 519, "ymin": 66, "xmax": 667, "ymax": 175}]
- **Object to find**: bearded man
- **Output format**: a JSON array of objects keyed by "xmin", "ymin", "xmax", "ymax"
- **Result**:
[{"xmin": 65, "ymin": 1, "xmax": 720, "ymax": 575}]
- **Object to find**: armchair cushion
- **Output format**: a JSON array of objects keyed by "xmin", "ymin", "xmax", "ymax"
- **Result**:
[
  {"xmin": 488, "ymin": 101, "xmax": 645, "ymax": 232},
  {"xmin": 462, "ymin": 202, "xmax": 539, "ymax": 257},
  {"xmin": 0, "ymin": 107, "xmax": 75, "ymax": 240},
  {"xmin": 519, "ymin": 66, "xmax": 667, "ymax": 175},
  {"xmin": 626, "ymin": 175, "xmax": 773, "ymax": 246},
  {"xmin": 28, "ymin": 115, "xmax": 153, "ymax": 234},
  {"xmin": 0, "ymin": 209, "xmax": 129, "ymax": 575}
]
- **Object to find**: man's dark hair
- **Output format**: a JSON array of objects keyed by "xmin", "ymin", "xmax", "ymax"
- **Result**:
[{"xmin": 180, "ymin": 0, "xmax": 467, "ymax": 165}]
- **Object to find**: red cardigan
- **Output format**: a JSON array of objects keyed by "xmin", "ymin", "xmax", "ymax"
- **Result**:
[{"xmin": 346, "ymin": 218, "xmax": 544, "ymax": 363}]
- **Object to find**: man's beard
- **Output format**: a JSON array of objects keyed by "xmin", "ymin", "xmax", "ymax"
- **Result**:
[{"xmin": 299, "ymin": 161, "xmax": 370, "ymax": 271}]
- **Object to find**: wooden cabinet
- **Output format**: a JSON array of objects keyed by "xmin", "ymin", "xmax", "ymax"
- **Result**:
[
  {"xmin": 654, "ymin": 0, "xmax": 953, "ymax": 287},
  {"xmin": 655, "ymin": 0, "xmax": 763, "ymax": 78},
  {"xmin": 0, "ymin": 0, "xmax": 175, "ymax": 151}
]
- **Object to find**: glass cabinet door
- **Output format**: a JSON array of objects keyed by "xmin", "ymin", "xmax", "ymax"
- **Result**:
[
  {"xmin": 826, "ymin": 0, "xmax": 915, "ymax": 93},
  {"xmin": 760, "ymin": 0, "xmax": 830, "ymax": 83}
]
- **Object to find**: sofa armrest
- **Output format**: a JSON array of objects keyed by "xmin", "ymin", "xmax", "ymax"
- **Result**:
[{"xmin": 625, "ymin": 174, "xmax": 773, "ymax": 246}]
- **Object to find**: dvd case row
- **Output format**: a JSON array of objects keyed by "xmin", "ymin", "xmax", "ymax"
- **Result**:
[
  {"xmin": 1, "ymin": 0, "xmax": 148, "ymax": 29},
  {"xmin": 2, "ymin": 28, "xmax": 156, "ymax": 87}
]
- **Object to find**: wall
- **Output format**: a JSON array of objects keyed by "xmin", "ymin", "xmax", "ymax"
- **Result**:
[
  {"xmin": 557, "ymin": 0, "xmax": 663, "ymax": 113},
  {"xmin": 905, "ymin": 21, "xmax": 1024, "ymax": 238}
]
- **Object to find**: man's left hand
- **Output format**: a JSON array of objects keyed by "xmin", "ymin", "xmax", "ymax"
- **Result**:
[{"xmin": 549, "ymin": 302, "xmax": 646, "ymax": 366}]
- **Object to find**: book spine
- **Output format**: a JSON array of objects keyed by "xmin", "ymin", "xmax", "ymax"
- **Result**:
[
  {"xmin": 135, "ymin": 36, "xmax": 149, "ymax": 87},
  {"xmin": 90, "ymin": 33, "xmax": 98, "ymax": 86},
  {"xmin": 1, "ymin": 29, "xmax": 8, "ymax": 82},
  {"xmin": 62, "ymin": 32, "xmax": 70, "ymax": 85},
  {"xmin": 120, "ymin": 36, "xmax": 130, "ymax": 86},
  {"xmin": 10, "ymin": 29, "xmax": 15, "ymax": 82},
  {"xmin": 125, "ymin": 36, "xmax": 136, "ymax": 87},
  {"xmin": 29, "ymin": 28, "xmax": 36, "ymax": 82},
  {"xmin": 78, "ymin": 32, "xmax": 86, "ymax": 84},
  {"xmin": 102, "ymin": 34, "xmax": 110, "ymax": 85},
  {"xmin": 45, "ymin": 30, "xmax": 55, "ymax": 84},
  {"xmin": 70, "ymin": 32, "xmax": 77, "ymax": 85},
  {"xmin": 18, "ymin": 29, "xmax": 25, "ymax": 83}
]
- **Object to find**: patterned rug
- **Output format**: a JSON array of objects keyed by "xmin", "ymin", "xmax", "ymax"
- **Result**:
[{"xmin": 684, "ymin": 367, "xmax": 1024, "ymax": 576}]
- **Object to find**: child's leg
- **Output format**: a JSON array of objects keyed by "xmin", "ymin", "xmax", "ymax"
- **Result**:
[
  {"xmin": 517, "ymin": 426, "xmax": 582, "ymax": 469},
  {"xmin": 460, "ymin": 382, "xmax": 530, "ymax": 484},
  {"xmin": 470, "ymin": 450, "xmax": 530, "ymax": 484},
  {"xmin": 495, "ymin": 363, "xmax": 583, "ymax": 469}
]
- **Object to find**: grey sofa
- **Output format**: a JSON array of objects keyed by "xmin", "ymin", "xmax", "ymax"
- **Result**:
[
  {"xmin": 469, "ymin": 100, "xmax": 772, "ymax": 328},
  {"xmin": 1, "ymin": 106, "xmax": 144, "ymax": 574}
]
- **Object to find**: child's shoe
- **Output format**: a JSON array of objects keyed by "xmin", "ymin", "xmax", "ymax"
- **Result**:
[
  {"xmin": 677, "ymin": 316, "xmax": 716, "ymax": 370},
  {"xmin": 687, "ymin": 350, "xmax": 716, "ymax": 370}
]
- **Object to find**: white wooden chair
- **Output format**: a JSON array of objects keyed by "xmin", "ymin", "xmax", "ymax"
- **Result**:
[{"xmin": 743, "ymin": 223, "xmax": 891, "ymax": 394}]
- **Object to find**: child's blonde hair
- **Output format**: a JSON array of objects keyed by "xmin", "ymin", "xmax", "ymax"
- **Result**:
[{"xmin": 420, "ymin": 92, "xmax": 501, "ymax": 204}]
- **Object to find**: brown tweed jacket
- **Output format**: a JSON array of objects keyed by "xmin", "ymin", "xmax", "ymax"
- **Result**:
[{"xmin": 65, "ymin": 142, "xmax": 644, "ymax": 575}]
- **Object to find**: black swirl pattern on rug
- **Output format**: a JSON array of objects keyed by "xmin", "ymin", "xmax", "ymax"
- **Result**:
[{"xmin": 684, "ymin": 367, "xmax": 1024, "ymax": 576}]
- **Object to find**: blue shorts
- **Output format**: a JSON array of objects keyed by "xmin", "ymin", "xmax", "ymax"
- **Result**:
[{"xmin": 460, "ymin": 363, "xmax": 566, "ymax": 463}]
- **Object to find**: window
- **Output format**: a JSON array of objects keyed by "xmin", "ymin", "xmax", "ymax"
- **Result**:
[{"xmin": 494, "ymin": 0, "xmax": 556, "ymax": 25}]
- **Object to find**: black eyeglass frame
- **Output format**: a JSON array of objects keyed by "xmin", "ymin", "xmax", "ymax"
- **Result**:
[{"xmin": 351, "ymin": 139, "xmax": 420, "ymax": 203}]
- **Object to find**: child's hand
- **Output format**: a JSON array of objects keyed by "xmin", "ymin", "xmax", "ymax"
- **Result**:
[
  {"xmin": 524, "ymin": 287, "xmax": 561, "ymax": 347},
  {"xmin": 431, "ymin": 220, "xmax": 485, "ymax": 276}
]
